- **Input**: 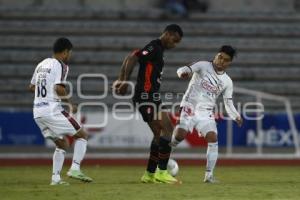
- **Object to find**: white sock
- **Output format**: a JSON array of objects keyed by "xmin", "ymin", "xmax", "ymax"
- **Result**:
[
  {"xmin": 70, "ymin": 138, "xmax": 87, "ymax": 171},
  {"xmin": 170, "ymin": 134, "xmax": 181, "ymax": 147},
  {"xmin": 52, "ymin": 148, "xmax": 66, "ymax": 182},
  {"xmin": 206, "ymin": 142, "xmax": 218, "ymax": 175}
]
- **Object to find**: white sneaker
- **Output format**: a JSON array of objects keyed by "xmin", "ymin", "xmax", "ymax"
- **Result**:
[
  {"xmin": 50, "ymin": 180, "xmax": 70, "ymax": 186},
  {"xmin": 67, "ymin": 169, "xmax": 93, "ymax": 182},
  {"xmin": 203, "ymin": 173, "xmax": 218, "ymax": 183}
]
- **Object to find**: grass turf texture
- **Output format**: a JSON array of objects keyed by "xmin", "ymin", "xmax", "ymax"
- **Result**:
[{"xmin": 1, "ymin": 166, "xmax": 300, "ymax": 200}]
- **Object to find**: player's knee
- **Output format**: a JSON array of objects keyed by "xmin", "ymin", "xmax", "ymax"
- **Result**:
[
  {"xmin": 161, "ymin": 129, "xmax": 172, "ymax": 139},
  {"xmin": 175, "ymin": 128, "xmax": 188, "ymax": 141},
  {"xmin": 153, "ymin": 135, "xmax": 160, "ymax": 144},
  {"xmin": 148, "ymin": 120, "xmax": 162, "ymax": 137},
  {"xmin": 73, "ymin": 129, "xmax": 88, "ymax": 140},
  {"xmin": 205, "ymin": 132, "xmax": 218, "ymax": 143},
  {"xmin": 160, "ymin": 112, "xmax": 173, "ymax": 133},
  {"xmin": 55, "ymin": 138, "xmax": 69, "ymax": 150}
]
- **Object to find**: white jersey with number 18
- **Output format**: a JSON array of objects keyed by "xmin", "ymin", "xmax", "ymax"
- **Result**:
[{"xmin": 30, "ymin": 58, "xmax": 69, "ymax": 118}]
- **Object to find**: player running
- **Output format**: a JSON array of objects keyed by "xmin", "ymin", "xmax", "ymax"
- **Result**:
[
  {"xmin": 29, "ymin": 38, "xmax": 92, "ymax": 185},
  {"xmin": 113, "ymin": 24, "xmax": 183, "ymax": 184},
  {"xmin": 171, "ymin": 45, "xmax": 243, "ymax": 183}
]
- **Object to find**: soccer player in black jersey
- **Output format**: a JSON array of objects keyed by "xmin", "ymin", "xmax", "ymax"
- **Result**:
[{"xmin": 113, "ymin": 24, "xmax": 183, "ymax": 184}]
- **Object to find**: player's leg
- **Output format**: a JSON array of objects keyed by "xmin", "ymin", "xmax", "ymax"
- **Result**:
[
  {"xmin": 147, "ymin": 120, "xmax": 161, "ymax": 173},
  {"xmin": 69, "ymin": 129, "xmax": 88, "ymax": 172},
  {"xmin": 51, "ymin": 137, "xmax": 70, "ymax": 185},
  {"xmin": 170, "ymin": 127, "xmax": 188, "ymax": 146},
  {"xmin": 156, "ymin": 106, "xmax": 189, "ymax": 183},
  {"xmin": 34, "ymin": 117, "xmax": 69, "ymax": 185},
  {"xmin": 157, "ymin": 111, "xmax": 173, "ymax": 171},
  {"xmin": 195, "ymin": 119, "xmax": 218, "ymax": 183},
  {"xmin": 170, "ymin": 107, "xmax": 191, "ymax": 147},
  {"xmin": 137, "ymin": 103, "xmax": 161, "ymax": 183},
  {"xmin": 67, "ymin": 128, "xmax": 92, "ymax": 182},
  {"xmin": 53, "ymin": 111, "xmax": 92, "ymax": 182},
  {"xmin": 140, "ymin": 120, "xmax": 162, "ymax": 183},
  {"xmin": 153, "ymin": 119, "xmax": 188, "ymax": 184},
  {"xmin": 154, "ymin": 111, "xmax": 181, "ymax": 184},
  {"xmin": 193, "ymin": 108, "xmax": 219, "ymax": 183},
  {"xmin": 204, "ymin": 131, "xmax": 218, "ymax": 183}
]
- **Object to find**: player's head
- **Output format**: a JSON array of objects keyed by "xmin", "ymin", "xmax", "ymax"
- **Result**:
[
  {"xmin": 53, "ymin": 37, "xmax": 73, "ymax": 63},
  {"xmin": 213, "ymin": 45, "xmax": 237, "ymax": 71},
  {"xmin": 161, "ymin": 24, "xmax": 183, "ymax": 49}
]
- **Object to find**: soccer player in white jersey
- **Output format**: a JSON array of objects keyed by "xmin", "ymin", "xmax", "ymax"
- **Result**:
[
  {"xmin": 29, "ymin": 38, "xmax": 92, "ymax": 185},
  {"xmin": 171, "ymin": 45, "xmax": 243, "ymax": 183}
]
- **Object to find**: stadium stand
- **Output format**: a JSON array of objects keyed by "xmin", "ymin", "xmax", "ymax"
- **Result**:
[{"xmin": 0, "ymin": 0, "xmax": 299, "ymax": 112}]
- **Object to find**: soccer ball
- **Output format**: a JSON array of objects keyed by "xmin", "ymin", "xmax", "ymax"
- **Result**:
[{"xmin": 167, "ymin": 158, "xmax": 179, "ymax": 177}]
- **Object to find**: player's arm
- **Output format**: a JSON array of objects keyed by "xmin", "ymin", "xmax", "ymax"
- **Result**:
[
  {"xmin": 113, "ymin": 50, "xmax": 139, "ymax": 95},
  {"xmin": 55, "ymin": 84, "xmax": 69, "ymax": 102},
  {"xmin": 29, "ymin": 66, "xmax": 38, "ymax": 93},
  {"xmin": 223, "ymin": 80, "xmax": 243, "ymax": 127},
  {"xmin": 28, "ymin": 84, "xmax": 35, "ymax": 93},
  {"xmin": 53, "ymin": 63, "xmax": 77, "ymax": 113},
  {"xmin": 177, "ymin": 61, "xmax": 203, "ymax": 79},
  {"xmin": 55, "ymin": 84, "xmax": 77, "ymax": 113},
  {"xmin": 114, "ymin": 44, "xmax": 158, "ymax": 95},
  {"xmin": 118, "ymin": 50, "xmax": 139, "ymax": 81}
]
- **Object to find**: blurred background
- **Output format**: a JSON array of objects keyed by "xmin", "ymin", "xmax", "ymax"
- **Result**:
[{"xmin": 1, "ymin": 0, "xmax": 300, "ymax": 166}]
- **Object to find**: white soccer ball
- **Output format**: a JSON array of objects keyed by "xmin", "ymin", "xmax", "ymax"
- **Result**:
[{"xmin": 167, "ymin": 158, "xmax": 179, "ymax": 177}]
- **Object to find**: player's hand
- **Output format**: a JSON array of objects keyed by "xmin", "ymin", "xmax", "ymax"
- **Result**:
[
  {"xmin": 112, "ymin": 80, "xmax": 122, "ymax": 91},
  {"xmin": 235, "ymin": 116, "xmax": 243, "ymax": 127},
  {"xmin": 177, "ymin": 66, "xmax": 192, "ymax": 80},
  {"xmin": 71, "ymin": 104, "xmax": 78, "ymax": 114},
  {"xmin": 179, "ymin": 72, "xmax": 191, "ymax": 80},
  {"xmin": 116, "ymin": 82, "xmax": 129, "ymax": 95},
  {"xmin": 112, "ymin": 80, "xmax": 123, "ymax": 94},
  {"xmin": 112, "ymin": 80, "xmax": 128, "ymax": 95}
]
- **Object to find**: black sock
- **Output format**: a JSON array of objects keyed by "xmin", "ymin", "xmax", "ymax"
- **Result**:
[
  {"xmin": 158, "ymin": 136, "xmax": 172, "ymax": 170},
  {"xmin": 146, "ymin": 139, "xmax": 159, "ymax": 173}
]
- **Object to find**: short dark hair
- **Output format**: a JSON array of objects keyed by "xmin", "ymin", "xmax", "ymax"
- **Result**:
[
  {"xmin": 219, "ymin": 45, "xmax": 237, "ymax": 60},
  {"xmin": 164, "ymin": 24, "xmax": 183, "ymax": 38},
  {"xmin": 53, "ymin": 37, "xmax": 73, "ymax": 53}
]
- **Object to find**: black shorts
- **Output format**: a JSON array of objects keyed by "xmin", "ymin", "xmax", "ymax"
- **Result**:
[{"xmin": 132, "ymin": 98, "xmax": 162, "ymax": 122}]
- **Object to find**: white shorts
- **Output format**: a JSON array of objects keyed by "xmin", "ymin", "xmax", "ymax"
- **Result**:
[
  {"xmin": 176, "ymin": 106, "xmax": 217, "ymax": 137},
  {"xmin": 34, "ymin": 111, "xmax": 81, "ymax": 140}
]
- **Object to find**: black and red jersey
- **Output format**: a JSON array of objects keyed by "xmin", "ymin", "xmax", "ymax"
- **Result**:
[{"xmin": 133, "ymin": 39, "xmax": 164, "ymax": 102}]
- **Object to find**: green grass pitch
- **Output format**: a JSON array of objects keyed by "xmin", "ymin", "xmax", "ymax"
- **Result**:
[{"xmin": 1, "ymin": 165, "xmax": 300, "ymax": 200}]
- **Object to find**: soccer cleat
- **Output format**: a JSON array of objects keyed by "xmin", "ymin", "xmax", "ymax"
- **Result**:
[
  {"xmin": 140, "ymin": 171, "xmax": 159, "ymax": 183},
  {"xmin": 50, "ymin": 180, "xmax": 70, "ymax": 186},
  {"xmin": 154, "ymin": 169, "xmax": 181, "ymax": 184},
  {"xmin": 203, "ymin": 173, "xmax": 218, "ymax": 183},
  {"xmin": 67, "ymin": 169, "xmax": 93, "ymax": 182}
]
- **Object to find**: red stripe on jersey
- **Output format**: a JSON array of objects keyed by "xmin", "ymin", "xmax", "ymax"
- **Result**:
[
  {"xmin": 61, "ymin": 111, "xmax": 81, "ymax": 131},
  {"xmin": 61, "ymin": 64, "xmax": 68, "ymax": 81},
  {"xmin": 144, "ymin": 62, "xmax": 153, "ymax": 92}
]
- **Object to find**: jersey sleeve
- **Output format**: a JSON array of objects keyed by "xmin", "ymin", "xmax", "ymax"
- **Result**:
[
  {"xmin": 223, "ymin": 78, "xmax": 233, "ymax": 99},
  {"xmin": 177, "ymin": 61, "xmax": 206, "ymax": 77},
  {"xmin": 134, "ymin": 42, "xmax": 159, "ymax": 62},
  {"xmin": 223, "ymin": 78, "xmax": 240, "ymax": 120},
  {"xmin": 189, "ymin": 61, "xmax": 206, "ymax": 73},
  {"xmin": 53, "ymin": 61, "xmax": 68, "ymax": 85}
]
